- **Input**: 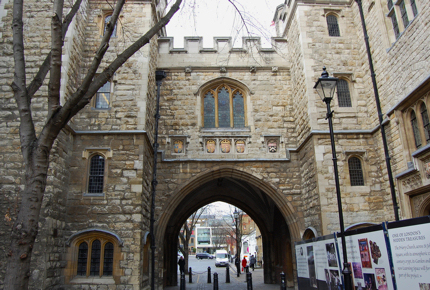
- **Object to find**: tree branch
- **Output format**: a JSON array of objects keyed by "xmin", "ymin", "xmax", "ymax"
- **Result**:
[
  {"xmin": 66, "ymin": 0, "xmax": 182, "ymax": 118},
  {"xmin": 38, "ymin": 0, "xmax": 183, "ymax": 155},
  {"xmin": 27, "ymin": 0, "xmax": 83, "ymax": 98},
  {"xmin": 12, "ymin": 0, "xmax": 36, "ymax": 165},
  {"xmin": 48, "ymin": 0, "xmax": 64, "ymax": 118}
]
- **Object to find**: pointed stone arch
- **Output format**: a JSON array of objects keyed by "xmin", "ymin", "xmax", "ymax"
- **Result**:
[
  {"xmin": 156, "ymin": 166, "xmax": 301, "ymax": 241},
  {"xmin": 155, "ymin": 165, "xmax": 303, "ymax": 288}
]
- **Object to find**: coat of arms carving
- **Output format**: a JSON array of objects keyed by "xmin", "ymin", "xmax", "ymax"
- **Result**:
[
  {"xmin": 235, "ymin": 140, "xmax": 245, "ymax": 153},
  {"xmin": 221, "ymin": 139, "xmax": 231, "ymax": 153},
  {"xmin": 206, "ymin": 139, "xmax": 216, "ymax": 153},
  {"xmin": 173, "ymin": 140, "xmax": 184, "ymax": 154},
  {"xmin": 268, "ymin": 139, "xmax": 277, "ymax": 153}
]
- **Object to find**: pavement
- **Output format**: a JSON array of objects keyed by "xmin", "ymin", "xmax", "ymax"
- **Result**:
[{"xmin": 164, "ymin": 264, "xmax": 286, "ymax": 290}]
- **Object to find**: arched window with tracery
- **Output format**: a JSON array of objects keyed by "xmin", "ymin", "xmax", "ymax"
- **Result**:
[
  {"xmin": 66, "ymin": 231, "xmax": 122, "ymax": 284},
  {"xmin": 348, "ymin": 157, "xmax": 364, "ymax": 186},
  {"xmin": 420, "ymin": 103, "xmax": 430, "ymax": 144},
  {"xmin": 326, "ymin": 15, "xmax": 340, "ymax": 37},
  {"xmin": 203, "ymin": 84, "xmax": 245, "ymax": 128},
  {"xmin": 88, "ymin": 155, "xmax": 105, "ymax": 194},
  {"xmin": 411, "ymin": 110, "xmax": 422, "ymax": 148}
]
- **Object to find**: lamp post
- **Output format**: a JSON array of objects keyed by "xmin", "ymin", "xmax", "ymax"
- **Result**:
[
  {"xmin": 233, "ymin": 208, "xmax": 239, "ymax": 254},
  {"xmin": 233, "ymin": 208, "xmax": 240, "ymax": 277},
  {"xmin": 314, "ymin": 67, "xmax": 352, "ymax": 290}
]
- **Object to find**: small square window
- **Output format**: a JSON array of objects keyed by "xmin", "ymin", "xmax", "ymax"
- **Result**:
[
  {"xmin": 95, "ymin": 81, "xmax": 111, "ymax": 109},
  {"xmin": 104, "ymin": 14, "xmax": 117, "ymax": 37}
]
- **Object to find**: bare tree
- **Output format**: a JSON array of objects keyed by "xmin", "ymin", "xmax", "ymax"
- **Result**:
[
  {"xmin": 178, "ymin": 205, "xmax": 209, "ymax": 273},
  {"xmin": 219, "ymin": 206, "xmax": 244, "ymax": 259},
  {"xmin": 210, "ymin": 219, "xmax": 230, "ymax": 250},
  {"xmin": 5, "ymin": 0, "xmax": 182, "ymax": 288}
]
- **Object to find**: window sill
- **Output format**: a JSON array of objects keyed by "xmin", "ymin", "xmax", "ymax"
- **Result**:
[
  {"xmin": 91, "ymin": 107, "xmax": 111, "ymax": 111},
  {"xmin": 200, "ymin": 127, "xmax": 251, "ymax": 133},
  {"xmin": 83, "ymin": 192, "xmax": 105, "ymax": 197},
  {"xmin": 387, "ymin": 15, "xmax": 418, "ymax": 52},
  {"xmin": 69, "ymin": 276, "xmax": 115, "ymax": 284}
]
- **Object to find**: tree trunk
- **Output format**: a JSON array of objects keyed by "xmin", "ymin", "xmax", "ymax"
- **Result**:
[{"xmin": 4, "ymin": 144, "xmax": 51, "ymax": 290}]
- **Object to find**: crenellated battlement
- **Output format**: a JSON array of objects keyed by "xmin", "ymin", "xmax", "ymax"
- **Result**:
[
  {"xmin": 157, "ymin": 36, "xmax": 289, "ymax": 68},
  {"xmin": 158, "ymin": 36, "xmax": 288, "ymax": 54}
]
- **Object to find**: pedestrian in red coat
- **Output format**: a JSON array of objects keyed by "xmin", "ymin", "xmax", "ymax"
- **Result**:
[{"xmin": 241, "ymin": 257, "xmax": 248, "ymax": 272}]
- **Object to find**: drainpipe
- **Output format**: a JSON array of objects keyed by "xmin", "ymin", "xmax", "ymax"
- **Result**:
[
  {"xmin": 150, "ymin": 70, "xmax": 166, "ymax": 290},
  {"xmin": 355, "ymin": 0, "xmax": 400, "ymax": 221}
]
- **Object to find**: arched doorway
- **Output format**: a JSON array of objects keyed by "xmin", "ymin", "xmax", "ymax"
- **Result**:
[{"xmin": 155, "ymin": 167, "xmax": 301, "ymax": 287}]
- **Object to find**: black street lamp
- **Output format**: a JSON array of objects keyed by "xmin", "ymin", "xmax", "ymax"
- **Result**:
[
  {"xmin": 233, "ymin": 208, "xmax": 240, "ymax": 277},
  {"xmin": 314, "ymin": 67, "xmax": 353, "ymax": 290}
]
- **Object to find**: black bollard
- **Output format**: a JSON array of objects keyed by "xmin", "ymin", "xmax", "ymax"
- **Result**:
[
  {"xmin": 180, "ymin": 272, "xmax": 186, "ymax": 290},
  {"xmin": 207, "ymin": 267, "xmax": 212, "ymax": 283},
  {"xmin": 189, "ymin": 267, "xmax": 192, "ymax": 283},
  {"xmin": 246, "ymin": 266, "xmax": 249, "ymax": 273},
  {"xmin": 226, "ymin": 266, "xmax": 230, "ymax": 283},
  {"xmin": 246, "ymin": 272, "xmax": 253, "ymax": 290},
  {"xmin": 280, "ymin": 271, "xmax": 286, "ymax": 290},
  {"xmin": 213, "ymin": 272, "xmax": 219, "ymax": 290}
]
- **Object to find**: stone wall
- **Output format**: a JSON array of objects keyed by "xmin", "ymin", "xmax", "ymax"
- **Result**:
[{"xmin": 70, "ymin": 1, "xmax": 156, "ymax": 132}]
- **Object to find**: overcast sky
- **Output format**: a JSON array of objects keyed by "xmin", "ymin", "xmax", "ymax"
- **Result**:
[{"xmin": 165, "ymin": 0, "xmax": 282, "ymax": 48}]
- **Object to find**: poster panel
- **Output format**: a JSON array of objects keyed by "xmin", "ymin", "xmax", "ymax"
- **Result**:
[
  {"xmin": 387, "ymin": 217, "xmax": 430, "ymax": 290},
  {"xmin": 296, "ymin": 234, "xmax": 341, "ymax": 290},
  {"xmin": 314, "ymin": 237, "xmax": 342, "ymax": 290},
  {"xmin": 295, "ymin": 241, "xmax": 312, "ymax": 289},
  {"xmin": 337, "ymin": 226, "xmax": 394, "ymax": 290}
]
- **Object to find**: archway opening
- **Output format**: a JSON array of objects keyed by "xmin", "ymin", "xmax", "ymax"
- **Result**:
[{"xmin": 161, "ymin": 175, "xmax": 295, "ymax": 287}]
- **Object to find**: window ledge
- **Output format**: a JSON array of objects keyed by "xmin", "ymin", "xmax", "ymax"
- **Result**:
[
  {"xmin": 412, "ymin": 143, "xmax": 430, "ymax": 158},
  {"xmin": 200, "ymin": 127, "xmax": 251, "ymax": 133},
  {"xmin": 91, "ymin": 107, "xmax": 111, "ymax": 111},
  {"xmin": 386, "ymin": 15, "xmax": 418, "ymax": 52},
  {"xmin": 69, "ymin": 277, "xmax": 115, "ymax": 284},
  {"xmin": 83, "ymin": 192, "xmax": 105, "ymax": 197}
]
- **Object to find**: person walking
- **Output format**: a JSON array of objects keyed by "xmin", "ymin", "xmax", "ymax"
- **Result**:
[
  {"xmin": 178, "ymin": 256, "xmax": 185, "ymax": 274},
  {"xmin": 250, "ymin": 255, "xmax": 256, "ymax": 271},
  {"xmin": 235, "ymin": 255, "xmax": 241, "ymax": 276},
  {"xmin": 241, "ymin": 256, "xmax": 248, "ymax": 273}
]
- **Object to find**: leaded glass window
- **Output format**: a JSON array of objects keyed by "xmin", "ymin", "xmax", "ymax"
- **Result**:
[
  {"xmin": 90, "ymin": 240, "xmax": 101, "ymax": 276},
  {"xmin": 202, "ymin": 84, "xmax": 246, "ymax": 128},
  {"xmin": 204, "ymin": 92, "xmax": 216, "ymax": 128},
  {"xmin": 399, "ymin": 1, "xmax": 409, "ymax": 28},
  {"xmin": 218, "ymin": 87, "xmax": 231, "ymax": 128},
  {"xmin": 233, "ymin": 92, "xmax": 245, "ymax": 128},
  {"xmin": 104, "ymin": 15, "xmax": 117, "ymax": 37},
  {"xmin": 88, "ymin": 155, "xmax": 105, "ymax": 193},
  {"xmin": 74, "ymin": 237, "xmax": 116, "ymax": 277},
  {"xmin": 103, "ymin": 242, "xmax": 114, "ymax": 276},
  {"xmin": 77, "ymin": 242, "xmax": 88, "ymax": 276},
  {"xmin": 421, "ymin": 103, "xmax": 430, "ymax": 143},
  {"xmin": 348, "ymin": 157, "xmax": 364, "ymax": 186},
  {"xmin": 337, "ymin": 79, "xmax": 352, "ymax": 107},
  {"xmin": 411, "ymin": 110, "xmax": 422, "ymax": 148},
  {"xmin": 387, "ymin": 0, "xmax": 394, "ymax": 10},
  {"xmin": 390, "ymin": 12, "xmax": 400, "ymax": 38},
  {"xmin": 95, "ymin": 81, "xmax": 110, "ymax": 109},
  {"xmin": 410, "ymin": 0, "xmax": 418, "ymax": 17},
  {"xmin": 326, "ymin": 15, "xmax": 340, "ymax": 37}
]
